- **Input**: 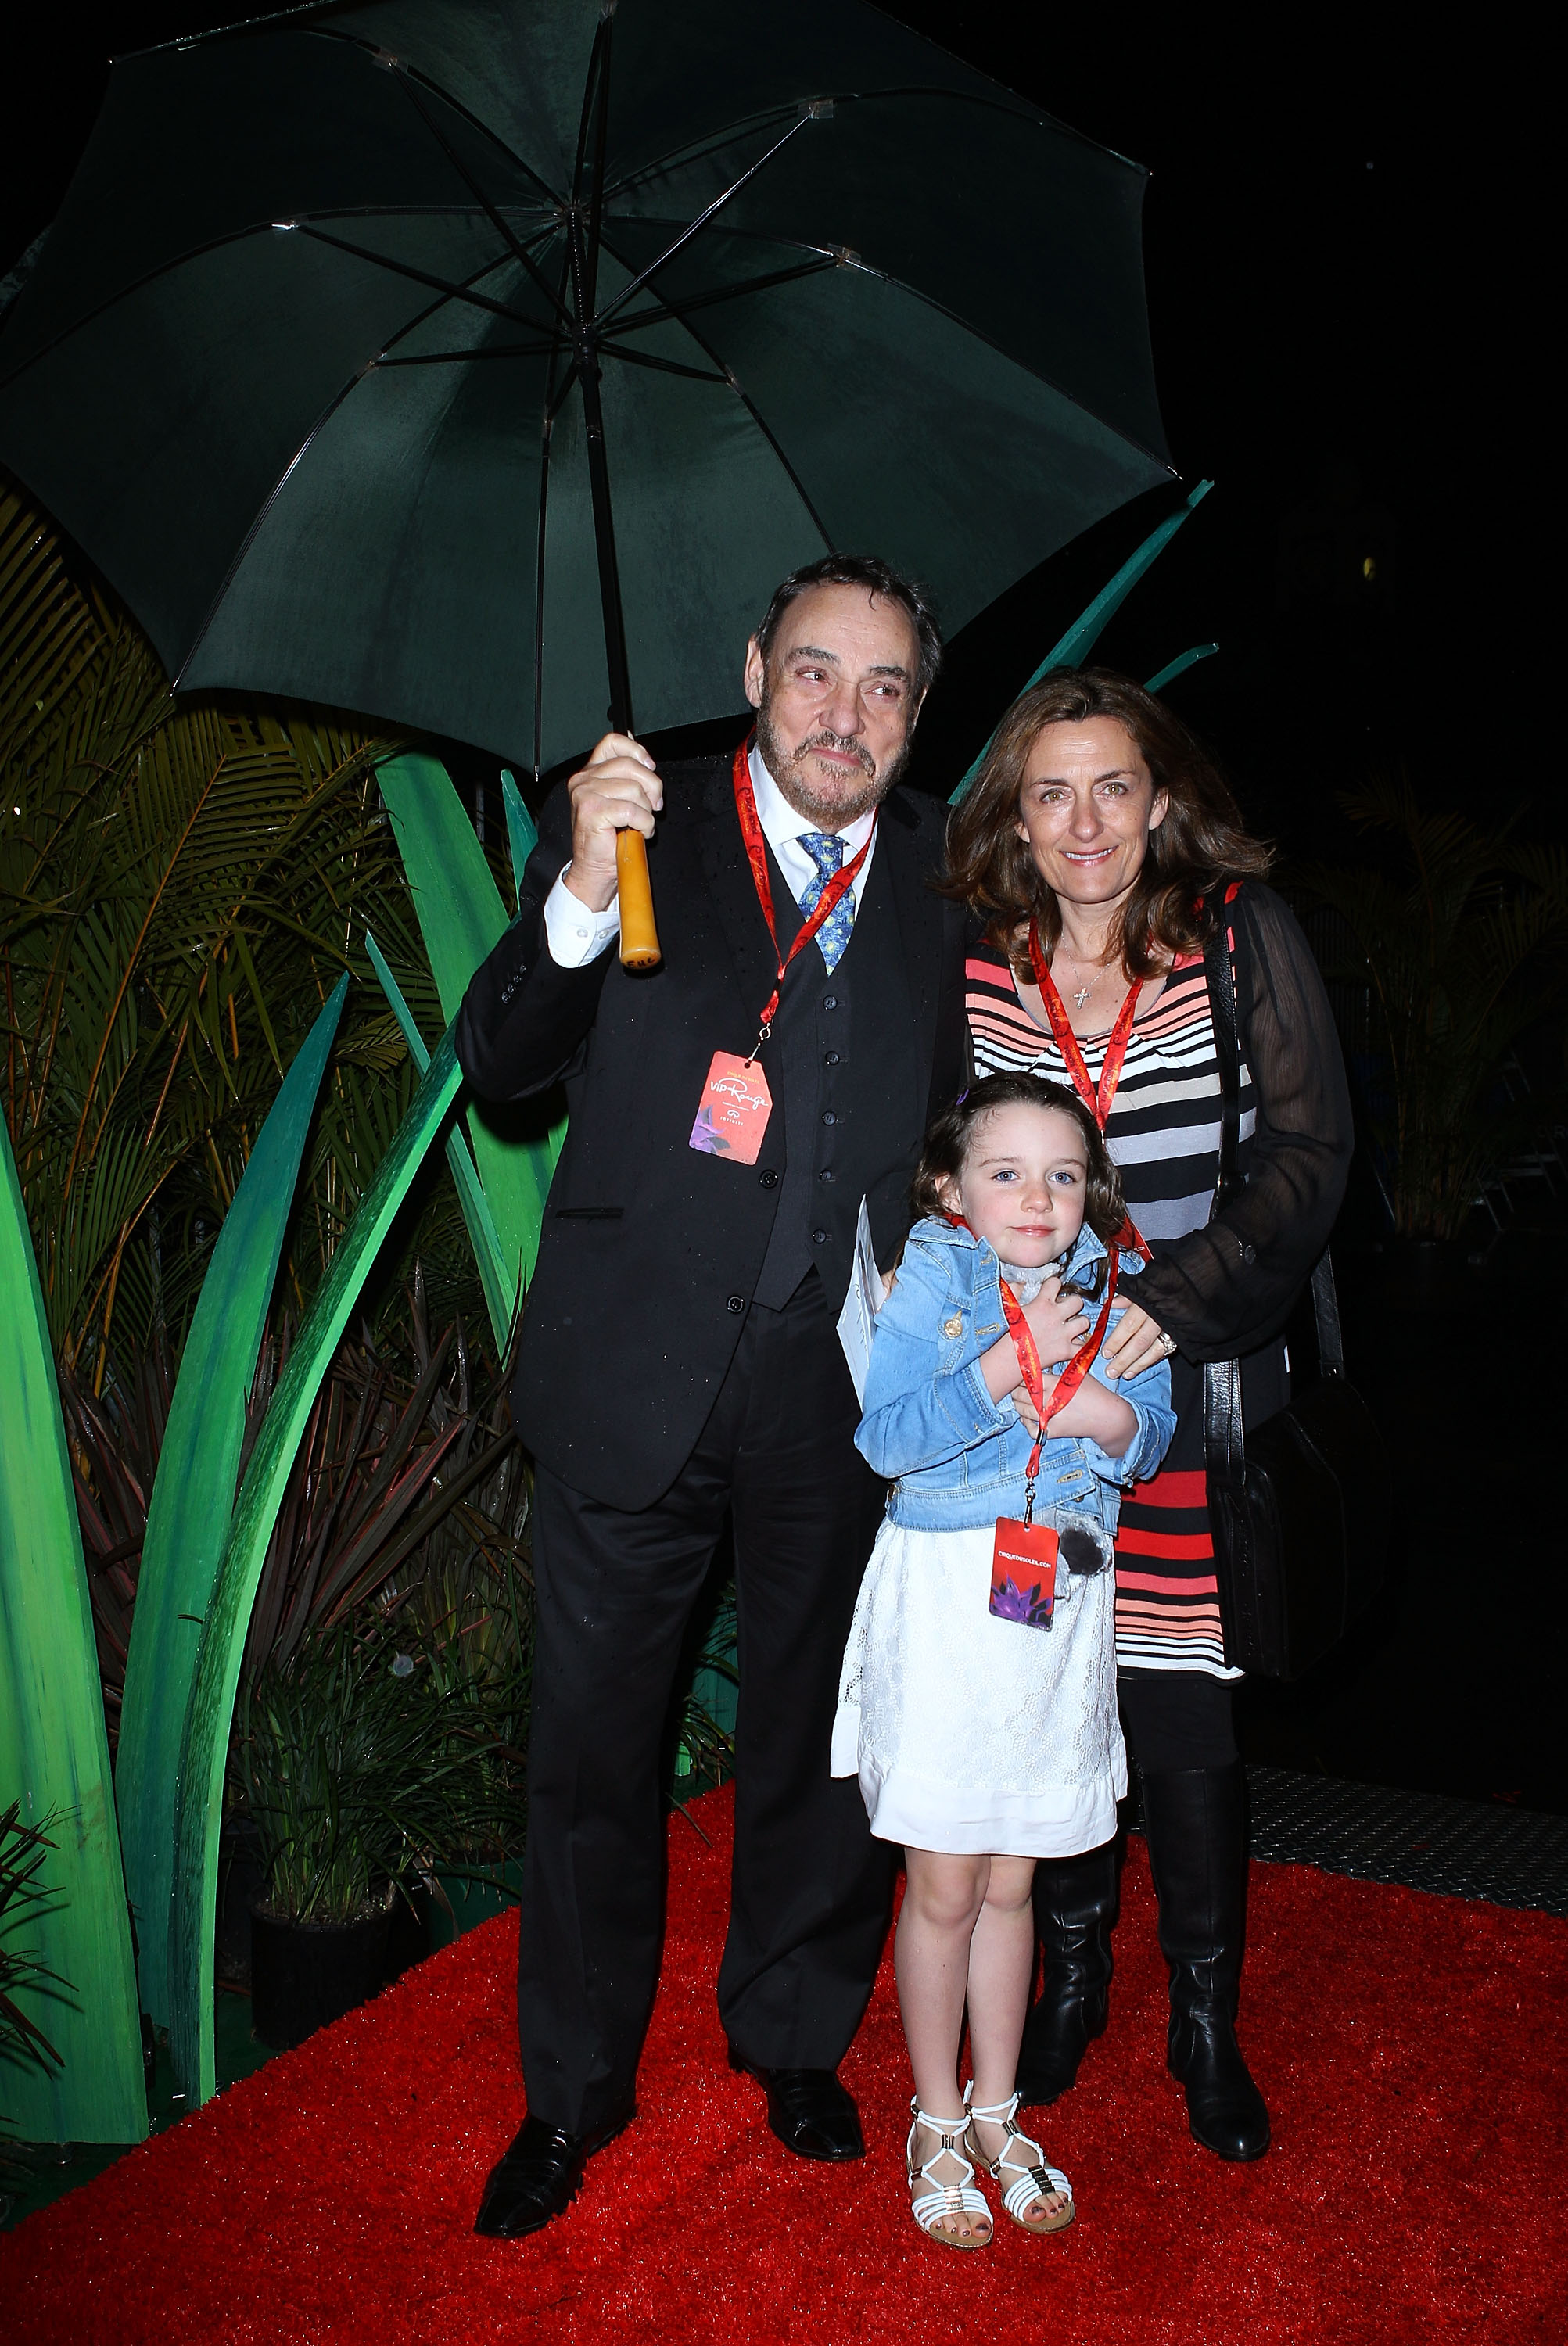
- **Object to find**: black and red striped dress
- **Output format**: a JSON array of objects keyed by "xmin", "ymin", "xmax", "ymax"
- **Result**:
[{"xmin": 967, "ymin": 938, "xmax": 1251, "ymax": 1679}]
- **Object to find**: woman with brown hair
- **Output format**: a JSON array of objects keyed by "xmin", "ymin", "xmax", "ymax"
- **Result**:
[{"xmin": 947, "ymin": 667, "xmax": 1352, "ymax": 2161}]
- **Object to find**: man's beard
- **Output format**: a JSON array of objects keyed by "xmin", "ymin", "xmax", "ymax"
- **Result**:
[{"xmin": 755, "ymin": 695, "xmax": 910, "ymax": 825}]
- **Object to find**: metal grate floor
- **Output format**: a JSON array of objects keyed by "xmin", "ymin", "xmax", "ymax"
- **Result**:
[{"xmin": 1127, "ymin": 1769, "xmax": 1568, "ymax": 1918}]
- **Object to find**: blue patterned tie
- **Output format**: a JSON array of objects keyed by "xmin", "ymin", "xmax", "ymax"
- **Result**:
[{"xmin": 798, "ymin": 833, "xmax": 856, "ymax": 973}]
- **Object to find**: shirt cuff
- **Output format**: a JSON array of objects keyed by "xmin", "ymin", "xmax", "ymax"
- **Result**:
[{"xmin": 543, "ymin": 867, "xmax": 621, "ymax": 967}]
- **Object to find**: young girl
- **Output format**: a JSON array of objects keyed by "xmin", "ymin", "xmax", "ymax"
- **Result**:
[{"xmin": 832, "ymin": 1074, "xmax": 1175, "ymax": 2250}]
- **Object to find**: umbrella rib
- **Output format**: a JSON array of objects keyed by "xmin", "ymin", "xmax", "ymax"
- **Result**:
[
  {"xmin": 379, "ymin": 62, "xmax": 575, "ymax": 330},
  {"xmin": 594, "ymin": 222, "xmax": 833, "ymax": 555},
  {"xmin": 594, "ymin": 116, "xmax": 814, "ymax": 330},
  {"xmin": 596, "ymin": 346, "xmax": 729, "ymax": 386},
  {"xmin": 170, "ymin": 261, "xmax": 488, "ymax": 689},
  {"xmin": 291, "ymin": 224, "xmax": 562, "ymax": 339},
  {"xmin": 623, "ymin": 225, "xmax": 1175, "ymax": 478},
  {"xmin": 314, "ymin": 28, "xmax": 568, "ymax": 213},
  {"xmin": 601, "ymin": 85, "xmax": 1107, "ymax": 212},
  {"xmin": 373, "ymin": 344, "xmax": 562, "ymax": 367},
  {"xmin": 603, "ymin": 255, "xmax": 837, "ymax": 335}
]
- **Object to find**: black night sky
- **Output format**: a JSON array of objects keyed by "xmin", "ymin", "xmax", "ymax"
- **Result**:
[{"xmin": 2, "ymin": 6, "xmax": 1469, "ymax": 859}]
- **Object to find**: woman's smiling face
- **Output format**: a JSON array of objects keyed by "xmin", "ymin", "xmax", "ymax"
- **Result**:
[
  {"xmin": 938, "ymin": 1101, "xmax": 1089, "ymax": 1268},
  {"xmin": 1014, "ymin": 716, "xmax": 1168, "ymax": 912}
]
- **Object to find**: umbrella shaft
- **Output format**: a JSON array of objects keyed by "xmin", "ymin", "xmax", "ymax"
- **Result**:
[{"xmin": 577, "ymin": 346, "xmax": 633, "ymax": 736}]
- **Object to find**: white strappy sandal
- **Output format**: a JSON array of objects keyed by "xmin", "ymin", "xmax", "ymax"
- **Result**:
[
  {"xmin": 906, "ymin": 2100, "xmax": 993, "ymax": 2250},
  {"xmin": 965, "ymin": 2087, "xmax": 1075, "ymax": 2235}
]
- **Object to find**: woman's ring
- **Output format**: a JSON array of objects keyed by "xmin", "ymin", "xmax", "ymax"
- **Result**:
[{"xmin": 1159, "ymin": 1331, "xmax": 1176, "ymax": 1355}]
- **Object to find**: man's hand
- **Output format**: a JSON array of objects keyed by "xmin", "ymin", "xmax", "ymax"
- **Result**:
[
  {"xmin": 563, "ymin": 733, "xmax": 663, "ymax": 913},
  {"xmin": 1100, "ymin": 1299, "xmax": 1174, "ymax": 1382},
  {"xmin": 1019, "ymin": 1275, "xmax": 1091, "ymax": 1368}
]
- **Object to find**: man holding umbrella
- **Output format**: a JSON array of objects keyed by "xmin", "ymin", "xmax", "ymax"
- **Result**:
[{"xmin": 457, "ymin": 553, "xmax": 970, "ymax": 2237}]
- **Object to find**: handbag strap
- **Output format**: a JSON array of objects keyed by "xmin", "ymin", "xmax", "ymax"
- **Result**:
[
  {"xmin": 1202, "ymin": 889, "xmax": 1247, "ymax": 1489},
  {"xmin": 1203, "ymin": 888, "xmax": 1245, "ymax": 1213},
  {"xmin": 1311, "ymin": 1250, "xmax": 1345, "ymax": 1379},
  {"xmin": 1203, "ymin": 886, "xmax": 1343, "ymax": 1426}
]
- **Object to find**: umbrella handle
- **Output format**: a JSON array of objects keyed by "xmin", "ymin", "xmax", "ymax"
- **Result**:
[{"xmin": 616, "ymin": 830, "xmax": 662, "ymax": 969}]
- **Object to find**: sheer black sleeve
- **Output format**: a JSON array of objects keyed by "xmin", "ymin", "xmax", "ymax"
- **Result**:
[{"xmin": 1132, "ymin": 884, "xmax": 1353, "ymax": 1360}]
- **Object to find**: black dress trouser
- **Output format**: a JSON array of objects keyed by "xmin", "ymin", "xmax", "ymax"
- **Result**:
[{"xmin": 517, "ymin": 1271, "xmax": 894, "ymax": 2136}]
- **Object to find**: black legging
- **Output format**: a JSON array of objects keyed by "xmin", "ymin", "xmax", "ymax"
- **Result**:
[{"xmin": 1118, "ymin": 1668, "xmax": 1238, "ymax": 1774}]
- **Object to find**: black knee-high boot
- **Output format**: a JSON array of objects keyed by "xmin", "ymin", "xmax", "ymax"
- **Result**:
[
  {"xmin": 1013, "ymin": 1838, "xmax": 1118, "ymax": 2107},
  {"xmin": 1139, "ymin": 1763, "xmax": 1270, "ymax": 2161}
]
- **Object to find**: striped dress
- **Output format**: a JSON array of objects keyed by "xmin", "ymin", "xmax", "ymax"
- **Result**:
[{"xmin": 967, "ymin": 942, "xmax": 1255, "ymax": 1680}]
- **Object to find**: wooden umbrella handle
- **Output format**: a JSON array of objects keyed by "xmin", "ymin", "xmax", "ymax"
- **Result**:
[{"xmin": 616, "ymin": 829, "xmax": 662, "ymax": 969}]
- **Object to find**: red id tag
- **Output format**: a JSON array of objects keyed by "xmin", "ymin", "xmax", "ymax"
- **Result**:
[
  {"xmin": 690, "ymin": 1052, "xmax": 773, "ymax": 1164},
  {"xmin": 989, "ymin": 1518, "xmax": 1060, "ymax": 1631}
]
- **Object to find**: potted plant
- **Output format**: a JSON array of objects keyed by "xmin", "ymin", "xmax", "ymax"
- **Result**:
[
  {"xmin": 236, "ymin": 1617, "xmax": 497, "ymax": 2048},
  {"xmin": 1302, "ymin": 776, "xmax": 1568, "ymax": 1268},
  {"xmin": 229, "ymin": 1302, "xmax": 526, "ymax": 2046}
]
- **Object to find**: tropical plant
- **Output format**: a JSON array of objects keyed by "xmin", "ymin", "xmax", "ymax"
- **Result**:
[
  {"xmin": 235, "ymin": 1616, "xmax": 502, "ymax": 1928},
  {"xmin": 0, "ymin": 1804, "xmax": 64, "ymax": 2077},
  {"xmin": 0, "ymin": 1805, "xmax": 65, "ymax": 2194},
  {"xmin": 1301, "ymin": 776, "xmax": 1568, "ymax": 1240},
  {"xmin": 60, "ymin": 1341, "xmax": 171, "ymax": 1756},
  {"xmin": 0, "ymin": 477, "xmax": 442, "ymax": 1375}
]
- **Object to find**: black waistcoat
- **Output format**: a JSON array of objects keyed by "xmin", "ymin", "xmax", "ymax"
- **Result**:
[{"xmin": 753, "ymin": 832, "xmax": 917, "ymax": 1308}]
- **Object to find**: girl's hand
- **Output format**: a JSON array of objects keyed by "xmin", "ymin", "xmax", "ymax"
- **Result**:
[
  {"xmin": 1007, "ymin": 1379, "xmax": 1044, "ymax": 1433},
  {"xmin": 1100, "ymin": 1300, "xmax": 1174, "ymax": 1381},
  {"xmin": 1020, "ymin": 1275, "xmax": 1091, "ymax": 1367}
]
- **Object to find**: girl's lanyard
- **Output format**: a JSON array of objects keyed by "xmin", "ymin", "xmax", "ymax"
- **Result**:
[
  {"xmin": 1025, "ymin": 918, "xmax": 1150, "ymax": 1262},
  {"xmin": 687, "ymin": 741, "xmax": 874, "ymax": 1165},
  {"xmin": 734, "ymin": 738, "xmax": 874, "ymax": 1057},
  {"xmin": 953, "ymin": 1215, "xmax": 1119, "ymax": 1523},
  {"xmin": 1000, "ymin": 1260, "xmax": 1120, "ymax": 1523}
]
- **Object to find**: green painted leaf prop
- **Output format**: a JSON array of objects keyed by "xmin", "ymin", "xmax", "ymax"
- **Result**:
[
  {"xmin": 377, "ymin": 752, "xmax": 564, "ymax": 1293},
  {"xmin": 501, "ymin": 769, "xmax": 537, "ymax": 914},
  {"xmin": 365, "ymin": 929, "xmax": 514, "ymax": 1352},
  {"xmin": 0, "ymin": 1104, "xmax": 145, "ymax": 2142},
  {"xmin": 950, "ymin": 479, "xmax": 1214, "ymax": 805},
  {"xmin": 168, "ymin": 1033, "xmax": 464, "ymax": 2104},
  {"xmin": 115, "ymin": 977, "xmax": 347, "ymax": 2030},
  {"xmin": 1145, "ymin": 642, "xmax": 1219, "ymax": 694}
]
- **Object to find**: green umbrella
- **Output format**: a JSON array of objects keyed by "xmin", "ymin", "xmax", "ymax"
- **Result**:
[{"xmin": 0, "ymin": 0, "xmax": 1172, "ymax": 777}]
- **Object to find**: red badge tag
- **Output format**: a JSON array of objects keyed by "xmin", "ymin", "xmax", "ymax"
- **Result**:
[
  {"xmin": 690, "ymin": 1051, "xmax": 773, "ymax": 1164},
  {"xmin": 990, "ymin": 1517, "xmax": 1060, "ymax": 1631}
]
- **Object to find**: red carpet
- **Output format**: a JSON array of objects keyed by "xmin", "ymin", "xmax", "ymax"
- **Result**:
[{"xmin": 4, "ymin": 1788, "xmax": 1564, "ymax": 2345}]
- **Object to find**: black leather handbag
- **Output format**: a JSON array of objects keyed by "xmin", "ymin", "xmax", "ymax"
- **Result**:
[{"xmin": 1201, "ymin": 906, "xmax": 1390, "ymax": 1680}]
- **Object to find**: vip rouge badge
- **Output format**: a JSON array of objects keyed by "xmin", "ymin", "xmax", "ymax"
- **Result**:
[
  {"xmin": 989, "ymin": 1516, "xmax": 1060, "ymax": 1631},
  {"xmin": 690, "ymin": 1051, "xmax": 773, "ymax": 1163}
]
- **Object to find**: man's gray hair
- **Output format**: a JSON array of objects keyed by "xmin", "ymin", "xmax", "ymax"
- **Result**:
[{"xmin": 755, "ymin": 554, "xmax": 942, "ymax": 700}]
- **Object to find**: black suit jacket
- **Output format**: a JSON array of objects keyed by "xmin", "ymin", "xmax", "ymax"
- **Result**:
[{"xmin": 456, "ymin": 752, "xmax": 969, "ymax": 1509}]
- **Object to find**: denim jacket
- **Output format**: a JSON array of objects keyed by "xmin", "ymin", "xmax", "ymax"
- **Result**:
[{"xmin": 856, "ymin": 1217, "xmax": 1176, "ymax": 1534}]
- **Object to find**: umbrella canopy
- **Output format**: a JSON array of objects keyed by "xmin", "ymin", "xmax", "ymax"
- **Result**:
[{"xmin": 0, "ymin": 0, "xmax": 1173, "ymax": 773}]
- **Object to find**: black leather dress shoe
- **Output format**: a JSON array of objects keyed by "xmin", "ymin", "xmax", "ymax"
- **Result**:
[
  {"xmin": 727, "ymin": 2049, "xmax": 864, "ymax": 2161},
  {"xmin": 473, "ymin": 2107, "xmax": 635, "ymax": 2239}
]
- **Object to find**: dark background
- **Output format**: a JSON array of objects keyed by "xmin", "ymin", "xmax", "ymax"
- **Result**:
[{"xmin": 5, "ymin": 7, "xmax": 1559, "ymax": 1815}]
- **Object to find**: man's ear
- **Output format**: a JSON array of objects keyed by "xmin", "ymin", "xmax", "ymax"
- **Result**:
[
  {"xmin": 908, "ymin": 687, "xmax": 927, "ymax": 734},
  {"xmin": 743, "ymin": 635, "xmax": 766, "ymax": 712}
]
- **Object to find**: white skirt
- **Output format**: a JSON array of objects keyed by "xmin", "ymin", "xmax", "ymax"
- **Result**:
[{"xmin": 831, "ymin": 1517, "xmax": 1126, "ymax": 1858}]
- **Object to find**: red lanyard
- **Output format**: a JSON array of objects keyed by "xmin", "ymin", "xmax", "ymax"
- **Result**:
[
  {"xmin": 999, "ymin": 1261, "xmax": 1120, "ymax": 1491},
  {"xmin": 1026, "ymin": 918, "xmax": 1141, "ymax": 1128},
  {"xmin": 732, "ymin": 739, "xmax": 874, "ymax": 1054},
  {"xmin": 1024, "ymin": 919, "xmax": 1149, "ymax": 1263},
  {"xmin": 952, "ymin": 1214, "xmax": 1119, "ymax": 1494}
]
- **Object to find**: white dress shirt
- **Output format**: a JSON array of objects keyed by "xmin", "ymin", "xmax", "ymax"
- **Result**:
[{"xmin": 542, "ymin": 739, "xmax": 880, "ymax": 968}]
